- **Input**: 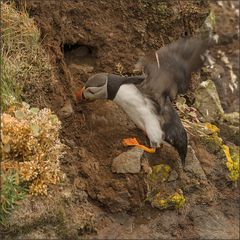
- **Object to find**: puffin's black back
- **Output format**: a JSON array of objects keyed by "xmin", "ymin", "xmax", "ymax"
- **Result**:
[{"xmin": 107, "ymin": 74, "xmax": 145, "ymax": 100}]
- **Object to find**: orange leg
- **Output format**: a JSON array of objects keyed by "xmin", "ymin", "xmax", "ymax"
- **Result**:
[{"xmin": 122, "ymin": 138, "xmax": 156, "ymax": 153}]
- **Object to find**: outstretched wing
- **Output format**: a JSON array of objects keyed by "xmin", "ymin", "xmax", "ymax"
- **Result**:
[{"xmin": 136, "ymin": 37, "xmax": 209, "ymax": 108}]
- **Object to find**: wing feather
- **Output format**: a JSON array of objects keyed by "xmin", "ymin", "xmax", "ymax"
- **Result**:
[{"xmin": 136, "ymin": 37, "xmax": 209, "ymax": 107}]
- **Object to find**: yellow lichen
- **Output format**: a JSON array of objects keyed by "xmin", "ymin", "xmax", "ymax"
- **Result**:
[
  {"xmin": 222, "ymin": 145, "xmax": 239, "ymax": 182},
  {"xmin": 170, "ymin": 192, "xmax": 186, "ymax": 209},
  {"xmin": 203, "ymin": 125, "xmax": 239, "ymax": 182},
  {"xmin": 151, "ymin": 190, "xmax": 186, "ymax": 210},
  {"xmin": 150, "ymin": 164, "xmax": 171, "ymax": 182}
]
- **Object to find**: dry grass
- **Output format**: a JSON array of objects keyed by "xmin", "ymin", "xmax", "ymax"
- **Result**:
[{"xmin": 1, "ymin": 2, "xmax": 52, "ymax": 110}]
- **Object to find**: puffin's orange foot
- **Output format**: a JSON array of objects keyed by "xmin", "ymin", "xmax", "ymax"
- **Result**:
[
  {"xmin": 122, "ymin": 138, "xmax": 156, "ymax": 153},
  {"xmin": 122, "ymin": 137, "xmax": 140, "ymax": 146},
  {"xmin": 139, "ymin": 145, "xmax": 156, "ymax": 153}
]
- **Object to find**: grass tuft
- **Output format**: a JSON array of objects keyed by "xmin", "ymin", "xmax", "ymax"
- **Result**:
[
  {"xmin": 1, "ymin": 2, "xmax": 53, "ymax": 110},
  {"xmin": 0, "ymin": 170, "xmax": 27, "ymax": 225}
]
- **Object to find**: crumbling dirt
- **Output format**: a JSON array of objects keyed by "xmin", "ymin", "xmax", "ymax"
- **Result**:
[{"xmin": 4, "ymin": 1, "xmax": 239, "ymax": 239}]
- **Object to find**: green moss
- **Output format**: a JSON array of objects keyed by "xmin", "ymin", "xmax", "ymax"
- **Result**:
[
  {"xmin": 151, "ymin": 191, "xmax": 186, "ymax": 210},
  {"xmin": 150, "ymin": 164, "xmax": 171, "ymax": 182}
]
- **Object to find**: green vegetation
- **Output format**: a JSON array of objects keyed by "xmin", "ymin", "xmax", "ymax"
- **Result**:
[
  {"xmin": 1, "ymin": 2, "xmax": 52, "ymax": 110},
  {"xmin": 0, "ymin": 170, "xmax": 27, "ymax": 224},
  {"xmin": 1, "ymin": 3, "xmax": 64, "ymax": 224}
]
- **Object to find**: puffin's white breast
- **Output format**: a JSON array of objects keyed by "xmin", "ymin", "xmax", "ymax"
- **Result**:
[{"xmin": 113, "ymin": 84, "xmax": 163, "ymax": 146}]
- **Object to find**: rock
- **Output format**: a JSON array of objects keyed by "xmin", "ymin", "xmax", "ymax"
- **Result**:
[
  {"xmin": 168, "ymin": 170, "xmax": 178, "ymax": 182},
  {"xmin": 184, "ymin": 146, "xmax": 207, "ymax": 181},
  {"xmin": 194, "ymin": 80, "xmax": 224, "ymax": 122},
  {"xmin": 222, "ymin": 112, "xmax": 240, "ymax": 126},
  {"xmin": 59, "ymin": 100, "xmax": 73, "ymax": 117},
  {"xmin": 111, "ymin": 147, "xmax": 143, "ymax": 174},
  {"xmin": 190, "ymin": 206, "xmax": 239, "ymax": 239},
  {"xmin": 97, "ymin": 189, "xmax": 131, "ymax": 212},
  {"xmin": 218, "ymin": 112, "xmax": 240, "ymax": 145},
  {"xmin": 218, "ymin": 122, "xmax": 239, "ymax": 145}
]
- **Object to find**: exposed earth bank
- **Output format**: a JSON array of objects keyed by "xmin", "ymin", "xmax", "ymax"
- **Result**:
[{"xmin": 3, "ymin": 1, "xmax": 239, "ymax": 239}]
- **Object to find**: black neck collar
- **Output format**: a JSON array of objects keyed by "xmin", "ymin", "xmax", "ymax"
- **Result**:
[{"xmin": 107, "ymin": 74, "xmax": 145, "ymax": 100}]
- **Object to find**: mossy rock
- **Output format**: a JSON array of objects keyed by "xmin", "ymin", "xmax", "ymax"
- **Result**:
[{"xmin": 194, "ymin": 80, "xmax": 224, "ymax": 122}]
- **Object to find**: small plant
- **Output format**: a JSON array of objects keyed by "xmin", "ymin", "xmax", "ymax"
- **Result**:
[
  {"xmin": 0, "ymin": 170, "xmax": 27, "ymax": 224},
  {"xmin": 1, "ymin": 103, "xmax": 65, "ymax": 196}
]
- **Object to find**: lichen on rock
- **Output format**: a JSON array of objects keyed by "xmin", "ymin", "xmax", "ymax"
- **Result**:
[
  {"xmin": 222, "ymin": 145, "xmax": 239, "ymax": 182},
  {"xmin": 149, "ymin": 164, "xmax": 171, "ymax": 182},
  {"xmin": 150, "ymin": 190, "xmax": 186, "ymax": 210},
  {"xmin": 202, "ymin": 123, "xmax": 239, "ymax": 182}
]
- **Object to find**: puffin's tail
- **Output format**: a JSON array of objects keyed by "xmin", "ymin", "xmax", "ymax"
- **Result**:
[{"xmin": 160, "ymin": 97, "xmax": 187, "ymax": 165}]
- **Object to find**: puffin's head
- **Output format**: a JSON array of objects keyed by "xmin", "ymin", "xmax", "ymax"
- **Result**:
[{"xmin": 75, "ymin": 73, "xmax": 108, "ymax": 102}]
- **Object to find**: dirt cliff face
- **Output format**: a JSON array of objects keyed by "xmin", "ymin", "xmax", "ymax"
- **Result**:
[
  {"xmin": 4, "ymin": 1, "xmax": 239, "ymax": 239},
  {"xmin": 12, "ymin": 0, "xmax": 210, "ymax": 213}
]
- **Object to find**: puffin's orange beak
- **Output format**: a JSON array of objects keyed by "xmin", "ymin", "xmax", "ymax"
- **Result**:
[{"xmin": 75, "ymin": 86, "xmax": 85, "ymax": 102}]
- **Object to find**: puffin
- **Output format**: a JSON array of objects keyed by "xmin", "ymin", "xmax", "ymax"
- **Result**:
[{"xmin": 75, "ymin": 37, "xmax": 209, "ymax": 165}]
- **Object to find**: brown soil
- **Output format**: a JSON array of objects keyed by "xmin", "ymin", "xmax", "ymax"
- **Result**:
[{"xmin": 3, "ymin": 1, "xmax": 239, "ymax": 239}]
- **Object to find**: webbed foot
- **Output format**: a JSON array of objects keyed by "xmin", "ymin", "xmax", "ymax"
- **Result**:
[{"xmin": 122, "ymin": 138, "xmax": 156, "ymax": 153}]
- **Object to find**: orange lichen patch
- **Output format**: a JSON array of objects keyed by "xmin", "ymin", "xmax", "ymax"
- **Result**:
[
  {"xmin": 122, "ymin": 138, "xmax": 156, "ymax": 153},
  {"xmin": 75, "ymin": 87, "xmax": 85, "ymax": 102}
]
